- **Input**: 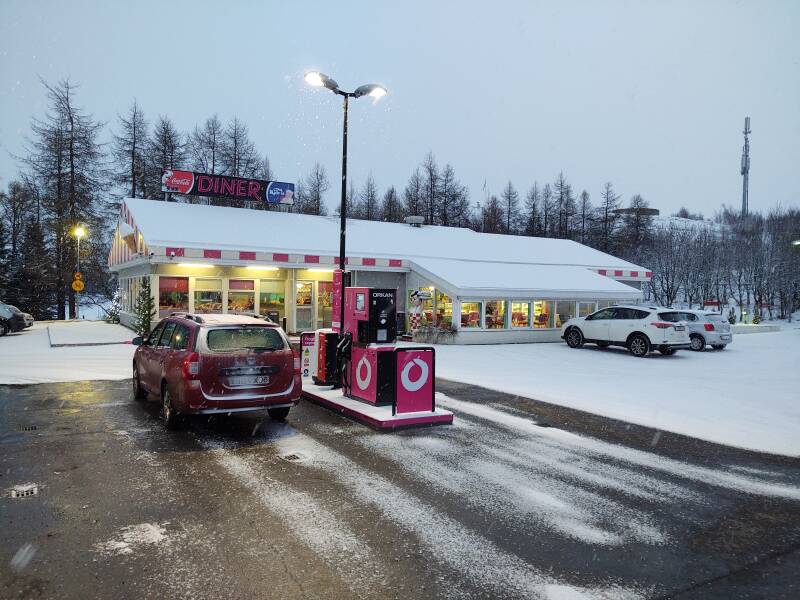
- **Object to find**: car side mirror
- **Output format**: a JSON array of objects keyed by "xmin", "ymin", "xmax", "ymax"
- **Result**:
[{"xmin": 132, "ymin": 336, "xmax": 145, "ymax": 346}]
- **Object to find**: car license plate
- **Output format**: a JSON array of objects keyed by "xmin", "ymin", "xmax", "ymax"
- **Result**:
[
  {"xmin": 674, "ymin": 325, "xmax": 685, "ymax": 331},
  {"xmin": 720, "ymin": 335, "xmax": 731, "ymax": 340},
  {"xmin": 227, "ymin": 375, "xmax": 270, "ymax": 386}
]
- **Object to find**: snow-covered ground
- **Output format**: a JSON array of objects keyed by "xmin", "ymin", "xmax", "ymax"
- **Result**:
[
  {"xmin": 0, "ymin": 321, "xmax": 135, "ymax": 384},
  {"xmin": 430, "ymin": 327, "xmax": 800, "ymax": 457},
  {"xmin": 47, "ymin": 320, "xmax": 135, "ymax": 346}
]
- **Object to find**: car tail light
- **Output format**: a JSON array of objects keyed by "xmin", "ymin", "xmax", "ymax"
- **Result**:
[
  {"xmin": 704, "ymin": 323, "xmax": 714, "ymax": 331},
  {"xmin": 292, "ymin": 349, "xmax": 301, "ymax": 375},
  {"xmin": 651, "ymin": 322, "xmax": 672, "ymax": 329},
  {"xmin": 182, "ymin": 352, "xmax": 200, "ymax": 380}
]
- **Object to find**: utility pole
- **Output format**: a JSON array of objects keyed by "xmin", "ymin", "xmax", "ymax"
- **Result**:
[{"xmin": 740, "ymin": 116, "xmax": 751, "ymax": 216}]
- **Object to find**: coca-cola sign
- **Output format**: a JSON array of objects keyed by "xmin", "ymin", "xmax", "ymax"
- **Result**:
[{"xmin": 161, "ymin": 169, "xmax": 294, "ymax": 205}]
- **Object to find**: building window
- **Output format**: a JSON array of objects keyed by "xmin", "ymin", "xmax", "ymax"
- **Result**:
[
  {"xmin": 555, "ymin": 301, "xmax": 575, "ymax": 328},
  {"xmin": 259, "ymin": 280, "xmax": 286, "ymax": 324},
  {"xmin": 511, "ymin": 302, "xmax": 530, "ymax": 327},
  {"xmin": 533, "ymin": 300, "xmax": 554, "ymax": 328},
  {"xmin": 578, "ymin": 302, "xmax": 597, "ymax": 318},
  {"xmin": 194, "ymin": 278, "xmax": 223, "ymax": 314},
  {"xmin": 435, "ymin": 290, "xmax": 453, "ymax": 327},
  {"xmin": 228, "ymin": 279, "xmax": 255, "ymax": 314},
  {"xmin": 460, "ymin": 302, "xmax": 482, "ymax": 328},
  {"xmin": 317, "ymin": 281, "xmax": 333, "ymax": 328},
  {"xmin": 484, "ymin": 300, "xmax": 507, "ymax": 329},
  {"xmin": 159, "ymin": 277, "xmax": 189, "ymax": 317}
]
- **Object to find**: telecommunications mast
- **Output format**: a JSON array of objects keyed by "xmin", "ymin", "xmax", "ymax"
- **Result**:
[{"xmin": 740, "ymin": 116, "xmax": 751, "ymax": 216}]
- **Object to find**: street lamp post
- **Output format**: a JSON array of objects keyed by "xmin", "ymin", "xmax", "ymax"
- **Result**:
[
  {"xmin": 304, "ymin": 71, "xmax": 386, "ymax": 368},
  {"xmin": 73, "ymin": 225, "xmax": 86, "ymax": 319}
]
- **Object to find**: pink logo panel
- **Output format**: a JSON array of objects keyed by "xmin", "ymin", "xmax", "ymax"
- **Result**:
[{"xmin": 395, "ymin": 350, "xmax": 434, "ymax": 414}]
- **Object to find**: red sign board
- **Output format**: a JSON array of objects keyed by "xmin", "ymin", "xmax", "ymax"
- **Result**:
[{"xmin": 161, "ymin": 169, "xmax": 294, "ymax": 205}]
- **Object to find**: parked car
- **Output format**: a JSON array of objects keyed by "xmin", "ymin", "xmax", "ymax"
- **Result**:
[
  {"xmin": 7, "ymin": 305, "xmax": 33, "ymax": 328},
  {"xmin": 132, "ymin": 313, "xmax": 302, "ymax": 428},
  {"xmin": 561, "ymin": 305, "xmax": 691, "ymax": 357},
  {"xmin": 0, "ymin": 302, "xmax": 28, "ymax": 336},
  {"xmin": 658, "ymin": 309, "xmax": 733, "ymax": 351}
]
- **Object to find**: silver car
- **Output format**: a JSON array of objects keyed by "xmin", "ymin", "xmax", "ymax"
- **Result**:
[{"xmin": 659, "ymin": 309, "xmax": 733, "ymax": 351}]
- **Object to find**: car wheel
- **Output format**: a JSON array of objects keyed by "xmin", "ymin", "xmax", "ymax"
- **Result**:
[
  {"xmin": 132, "ymin": 364, "xmax": 146, "ymax": 400},
  {"xmin": 267, "ymin": 407, "xmax": 291, "ymax": 421},
  {"xmin": 660, "ymin": 348, "xmax": 675, "ymax": 355},
  {"xmin": 690, "ymin": 334, "xmax": 705, "ymax": 352},
  {"xmin": 628, "ymin": 334, "xmax": 650, "ymax": 357},
  {"xmin": 565, "ymin": 328, "xmax": 584, "ymax": 348},
  {"xmin": 711, "ymin": 344, "xmax": 725, "ymax": 350},
  {"xmin": 0, "ymin": 322, "xmax": 8, "ymax": 337},
  {"xmin": 161, "ymin": 387, "xmax": 181, "ymax": 430}
]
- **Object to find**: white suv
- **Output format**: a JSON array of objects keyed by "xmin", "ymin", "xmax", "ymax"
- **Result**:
[{"xmin": 561, "ymin": 305, "xmax": 691, "ymax": 357}]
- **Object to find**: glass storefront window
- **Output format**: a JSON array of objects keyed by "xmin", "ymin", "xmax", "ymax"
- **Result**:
[
  {"xmin": 533, "ymin": 300, "xmax": 554, "ymax": 328},
  {"xmin": 435, "ymin": 290, "xmax": 453, "ymax": 327},
  {"xmin": 228, "ymin": 279, "xmax": 255, "ymax": 314},
  {"xmin": 555, "ymin": 301, "xmax": 575, "ymax": 328},
  {"xmin": 579, "ymin": 302, "xmax": 598, "ymax": 318},
  {"xmin": 295, "ymin": 281, "xmax": 313, "ymax": 331},
  {"xmin": 460, "ymin": 302, "xmax": 482, "ymax": 328},
  {"xmin": 484, "ymin": 300, "xmax": 507, "ymax": 329},
  {"xmin": 194, "ymin": 278, "xmax": 222, "ymax": 314},
  {"xmin": 511, "ymin": 302, "xmax": 530, "ymax": 327},
  {"xmin": 317, "ymin": 281, "xmax": 333, "ymax": 328},
  {"xmin": 259, "ymin": 280, "xmax": 285, "ymax": 324},
  {"xmin": 159, "ymin": 277, "xmax": 188, "ymax": 317}
]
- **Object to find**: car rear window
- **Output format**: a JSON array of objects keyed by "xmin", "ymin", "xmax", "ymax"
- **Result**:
[
  {"xmin": 206, "ymin": 327, "xmax": 285, "ymax": 352},
  {"xmin": 658, "ymin": 312, "xmax": 686, "ymax": 322},
  {"xmin": 705, "ymin": 313, "xmax": 727, "ymax": 323}
]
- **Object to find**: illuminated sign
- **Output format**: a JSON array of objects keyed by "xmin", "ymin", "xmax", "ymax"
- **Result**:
[{"xmin": 161, "ymin": 169, "xmax": 294, "ymax": 205}]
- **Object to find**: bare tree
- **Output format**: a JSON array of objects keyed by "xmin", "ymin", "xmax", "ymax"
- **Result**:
[
  {"xmin": 577, "ymin": 189, "xmax": 592, "ymax": 244},
  {"xmin": 298, "ymin": 162, "xmax": 329, "ymax": 215},
  {"xmin": 483, "ymin": 195, "xmax": 505, "ymax": 233},
  {"xmin": 220, "ymin": 117, "xmax": 259, "ymax": 178},
  {"xmin": 523, "ymin": 182, "xmax": 540, "ymax": 236},
  {"xmin": 541, "ymin": 183, "xmax": 554, "ymax": 237},
  {"xmin": 501, "ymin": 180, "xmax": 519, "ymax": 234},
  {"xmin": 597, "ymin": 182, "xmax": 620, "ymax": 251},
  {"xmin": 188, "ymin": 114, "xmax": 223, "ymax": 175},
  {"xmin": 380, "ymin": 186, "xmax": 403, "ymax": 222},
  {"xmin": 112, "ymin": 101, "xmax": 148, "ymax": 198},
  {"xmin": 359, "ymin": 173, "xmax": 379, "ymax": 221},
  {"xmin": 421, "ymin": 152, "xmax": 439, "ymax": 225},
  {"xmin": 403, "ymin": 168, "xmax": 424, "ymax": 217},
  {"xmin": 147, "ymin": 115, "xmax": 185, "ymax": 199},
  {"xmin": 0, "ymin": 181, "xmax": 34, "ymax": 255}
]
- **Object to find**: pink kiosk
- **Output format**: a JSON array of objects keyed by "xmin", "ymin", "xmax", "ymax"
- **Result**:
[{"xmin": 301, "ymin": 273, "xmax": 453, "ymax": 430}]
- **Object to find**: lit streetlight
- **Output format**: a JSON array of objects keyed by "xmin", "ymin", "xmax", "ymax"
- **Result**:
[
  {"xmin": 304, "ymin": 70, "xmax": 387, "ymax": 362},
  {"xmin": 72, "ymin": 225, "xmax": 87, "ymax": 318}
]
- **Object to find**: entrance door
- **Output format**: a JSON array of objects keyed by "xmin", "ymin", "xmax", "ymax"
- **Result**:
[{"xmin": 295, "ymin": 280, "xmax": 314, "ymax": 332}]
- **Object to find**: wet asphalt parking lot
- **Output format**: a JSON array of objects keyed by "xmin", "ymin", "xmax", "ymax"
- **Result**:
[{"xmin": 1, "ymin": 378, "xmax": 799, "ymax": 599}]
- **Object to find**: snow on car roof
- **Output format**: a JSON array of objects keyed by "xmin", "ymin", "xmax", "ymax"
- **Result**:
[{"xmin": 123, "ymin": 198, "xmax": 646, "ymax": 271}]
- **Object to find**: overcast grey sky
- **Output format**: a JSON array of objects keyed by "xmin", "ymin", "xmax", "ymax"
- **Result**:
[{"xmin": 1, "ymin": 0, "xmax": 798, "ymax": 217}]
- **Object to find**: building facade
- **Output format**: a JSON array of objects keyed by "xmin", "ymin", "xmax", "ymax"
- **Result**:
[{"xmin": 109, "ymin": 199, "xmax": 649, "ymax": 343}]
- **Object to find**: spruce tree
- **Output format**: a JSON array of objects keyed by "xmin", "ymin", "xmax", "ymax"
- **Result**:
[{"xmin": 133, "ymin": 277, "xmax": 156, "ymax": 335}]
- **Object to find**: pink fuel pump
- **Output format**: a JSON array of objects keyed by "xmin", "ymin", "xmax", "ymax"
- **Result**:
[{"xmin": 337, "ymin": 286, "xmax": 437, "ymax": 415}]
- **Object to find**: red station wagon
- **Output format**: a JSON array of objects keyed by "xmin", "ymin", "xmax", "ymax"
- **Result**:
[{"xmin": 132, "ymin": 313, "xmax": 301, "ymax": 428}]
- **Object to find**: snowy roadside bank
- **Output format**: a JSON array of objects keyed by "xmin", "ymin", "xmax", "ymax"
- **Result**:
[
  {"xmin": 429, "ymin": 328, "xmax": 800, "ymax": 457},
  {"xmin": 0, "ymin": 322, "xmax": 136, "ymax": 384}
]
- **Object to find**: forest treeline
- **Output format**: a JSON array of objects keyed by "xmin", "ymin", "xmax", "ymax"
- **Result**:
[{"xmin": 1, "ymin": 79, "xmax": 798, "ymax": 320}]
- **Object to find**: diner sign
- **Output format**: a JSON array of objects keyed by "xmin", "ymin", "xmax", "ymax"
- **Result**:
[{"xmin": 161, "ymin": 169, "xmax": 294, "ymax": 206}]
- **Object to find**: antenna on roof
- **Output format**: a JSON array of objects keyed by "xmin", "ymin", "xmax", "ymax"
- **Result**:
[{"xmin": 740, "ymin": 116, "xmax": 751, "ymax": 216}]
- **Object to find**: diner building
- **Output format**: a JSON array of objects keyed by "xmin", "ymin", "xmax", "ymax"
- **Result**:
[{"xmin": 109, "ymin": 198, "xmax": 650, "ymax": 344}]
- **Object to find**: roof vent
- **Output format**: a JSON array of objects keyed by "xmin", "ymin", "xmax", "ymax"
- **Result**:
[{"xmin": 404, "ymin": 216, "xmax": 425, "ymax": 228}]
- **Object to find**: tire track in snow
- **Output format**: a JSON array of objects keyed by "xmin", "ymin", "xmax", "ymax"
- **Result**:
[
  {"xmin": 437, "ymin": 394, "xmax": 800, "ymax": 500},
  {"xmin": 357, "ymin": 427, "xmax": 667, "ymax": 547},
  {"xmin": 272, "ymin": 433, "xmax": 648, "ymax": 600},
  {"xmin": 200, "ymin": 441, "xmax": 389, "ymax": 598}
]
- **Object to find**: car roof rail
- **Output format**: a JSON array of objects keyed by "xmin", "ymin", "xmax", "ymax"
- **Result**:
[{"xmin": 169, "ymin": 312, "xmax": 204, "ymax": 324}]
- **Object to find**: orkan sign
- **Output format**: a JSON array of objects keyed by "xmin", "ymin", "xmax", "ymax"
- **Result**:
[{"xmin": 161, "ymin": 169, "xmax": 294, "ymax": 205}]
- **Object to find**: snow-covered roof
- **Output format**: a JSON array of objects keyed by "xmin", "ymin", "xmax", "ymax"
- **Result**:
[
  {"xmin": 411, "ymin": 258, "xmax": 642, "ymax": 300},
  {"xmin": 123, "ymin": 198, "xmax": 646, "ymax": 272}
]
